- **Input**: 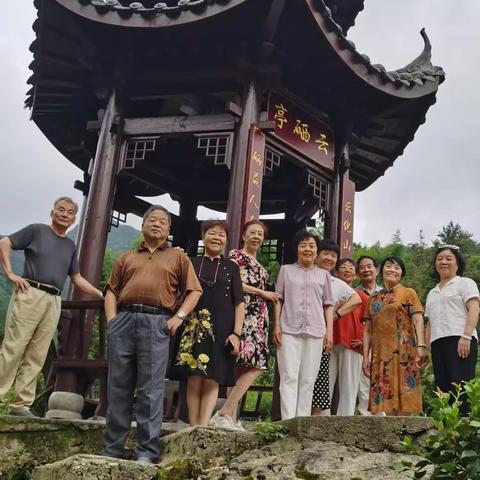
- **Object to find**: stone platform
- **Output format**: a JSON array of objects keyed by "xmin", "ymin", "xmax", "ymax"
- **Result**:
[{"xmin": 1, "ymin": 416, "xmax": 435, "ymax": 479}]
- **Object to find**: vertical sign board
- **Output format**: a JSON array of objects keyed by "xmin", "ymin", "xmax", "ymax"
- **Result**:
[
  {"xmin": 267, "ymin": 92, "xmax": 335, "ymax": 172},
  {"xmin": 241, "ymin": 125, "xmax": 266, "ymax": 224},
  {"xmin": 338, "ymin": 177, "xmax": 355, "ymax": 259}
]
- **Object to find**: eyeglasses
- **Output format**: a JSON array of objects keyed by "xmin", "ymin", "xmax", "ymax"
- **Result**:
[{"xmin": 438, "ymin": 244, "xmax": 460, "ymax": 251}]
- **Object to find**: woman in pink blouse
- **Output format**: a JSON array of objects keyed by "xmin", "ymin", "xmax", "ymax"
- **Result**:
[{"xmin": 273, "ymin": 230, "xmax": 334, "ymax": 420}]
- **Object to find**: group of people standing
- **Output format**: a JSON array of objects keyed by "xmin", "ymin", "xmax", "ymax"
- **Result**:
[{"xmin": 1, "ymin": 199, "xmax": 479, "ymax": 465}]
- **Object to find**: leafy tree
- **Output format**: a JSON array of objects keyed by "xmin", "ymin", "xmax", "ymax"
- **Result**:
[
  {"xmin": 391, "ymin": 229, "xmax": 402, "ymax": 245},
  {"xmin": 436, "ymin": 221, "xmax": 478, "ymax": 254}
]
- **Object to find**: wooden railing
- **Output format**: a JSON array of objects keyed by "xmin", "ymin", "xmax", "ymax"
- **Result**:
[
  {"xmin": 41, "ymin": 300, "xmax": 108, "ymax": 416},
  {"xmin": 239, "ymin": 385, "xmax": 274, "ymax": 420},
  {"xmin": 41, "ymin": 301, "xmax": 278, "ymax": 420}
]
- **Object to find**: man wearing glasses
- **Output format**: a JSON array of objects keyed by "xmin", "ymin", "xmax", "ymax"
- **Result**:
[
  {"xmin": 102, "ymin": 205, "xmax": 202, "ymax": 464},
  {"xmin": 0, "ymin": 197, "xmax": 103, "ymax": 417}
]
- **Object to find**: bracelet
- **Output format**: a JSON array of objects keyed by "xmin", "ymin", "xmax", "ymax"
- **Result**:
[
  {"xmin": 176, "ymin": 310, "xmax": 187, "ymax": 320},
  {"xmin": 232, "ymin": 332, "xmax": 242, "ymax": 339},
  {"xmin": 417, "ymin": 344, "xmax": 428, "ymax": 349},
  {"xmin": 335, "ymin": 310, "xmax": 341, "ymax": 319},
  {"xmin": 460, "ymin": 334, "xmax": 472, "ymax": 341}
]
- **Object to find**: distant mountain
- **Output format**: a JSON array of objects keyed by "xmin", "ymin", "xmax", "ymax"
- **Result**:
[
  {"xmin": 0, "ymin": 224, "xmax": 142, "ymax": 335},
  {"xmin": 69, "ymin": 224, "xmax": 142, "ymax": 254}
]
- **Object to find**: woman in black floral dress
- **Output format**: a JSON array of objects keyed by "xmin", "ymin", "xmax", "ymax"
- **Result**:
[
  {"xmin": 211, "ymin": 220, "xmax": 281, "ymax": 430},
  {"xmin": 177, "ymin": 220, "xmax": 245, "ymax": 426}
]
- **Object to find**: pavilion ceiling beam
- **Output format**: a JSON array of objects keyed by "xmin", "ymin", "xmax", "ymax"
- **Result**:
[
  {"xmin": 367, "ymin": 133, "xmax": 406, "ymax": 143},
  {"xmin": 139, "ymin": 68, "xmax": 237, "ymax": 86},
  {"xmin": 29, "ymin": 78, "xmax": 82, "ymax": 89},
  {"xmin": 34, "ymin": 92, "xmax": 80, "ymax": 99},
  {"xmin": 355, "ymin": 143, "xmax": 391, "ymax": 160},
  {"xmin": 354, "ymin": 147, "xmax": 390, "ymax": 163},
  {"xmin": 122, "ymin": 114, "xmax": 235, "ymax": 136},
  {"xmin": 35, "ymin": 51, "xmax": 82, "ymax": 70}
]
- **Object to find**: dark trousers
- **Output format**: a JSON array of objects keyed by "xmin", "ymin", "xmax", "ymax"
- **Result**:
[
  {"xmin": 103, "ymin": 311, "xmax": 170, "ymax": 461},
  {"xmin": 431, "ymin": 335, "xmax": 478, "ymax": 416}
]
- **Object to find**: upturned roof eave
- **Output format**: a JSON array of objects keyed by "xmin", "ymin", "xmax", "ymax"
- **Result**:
[{"xmin": 305, "ymin": 0, "xmax": 445, "ymax": 100}]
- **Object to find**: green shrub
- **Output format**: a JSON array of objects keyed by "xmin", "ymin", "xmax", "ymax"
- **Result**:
[
  {"xmin": 254, "ymin": 419, "xmax": 285, "ymax": 442},
  {"xmin": 403, "ymin": 378, "xmax": 480, "ymax": 479}
]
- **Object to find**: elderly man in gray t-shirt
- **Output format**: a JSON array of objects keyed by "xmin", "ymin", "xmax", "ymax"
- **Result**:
[{"xmin": 0, "ymin": 197, "xmax": 103, "ymax": 417}]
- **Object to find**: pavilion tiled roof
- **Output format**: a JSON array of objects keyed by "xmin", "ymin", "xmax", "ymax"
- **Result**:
[
  {"xmin": 57, "ymin": 0, "xmax": 445, "ymax": 94},
  {"xmin": 74, "ymin": 0, "xmax": 365, "ymax": 33},
  {"xmin": 25, "ymin": 0, "xmax": 445, "ymax": 192}
]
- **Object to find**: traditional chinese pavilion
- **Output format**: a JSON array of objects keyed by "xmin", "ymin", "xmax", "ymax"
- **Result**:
[{"xmin": 27, "ymin": 0, "xmax": 444, "ymax": 415}]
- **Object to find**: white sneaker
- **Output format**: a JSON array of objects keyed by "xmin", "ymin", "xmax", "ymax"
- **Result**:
[
  {"xmin": 235, "ymin": 420, "xmax": 246, "ymax": 431},
  {"xmin": 209, "ymin": 411, "xmax": 238, "ymax": 430}
]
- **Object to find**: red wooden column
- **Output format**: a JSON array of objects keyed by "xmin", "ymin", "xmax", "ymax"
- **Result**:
[
  {"xmin": 337, "ymin": 176, "xmax": 355, "ymax": 258},
  {"xmin": 55, "ymin": 90, "xmax": 121, "ymax": 393},
  {"xmin": 241, "ymin": 125, "xmax": 266, "ymax": 224},
  {"xmin": 226, "ymin": 80, "xmax": 261, "ymax": 251}
]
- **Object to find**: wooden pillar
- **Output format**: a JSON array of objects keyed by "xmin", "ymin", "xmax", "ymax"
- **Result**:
[
  {"xmin": 325, "ymin": 148, "xmax": 343, "ymax": 242},
  {"xmin": 55, "ymin": 90, "xmax": 121, "ymax": 393},
  {"xmin": 76, "ymin": 91, "xmax": 120, "ymax": 290},
  {"xmin": 325, "ymin": 119, "xmax": 351, "ymax": 242},
  {"xmin": 337, "ymin": 171, "xmax": 355, "ymax": 259},
  {"xmin": 176, "ymin": 199, "xmax": 199, "ymax": 256},
  {"xmin": 226, "ymin": 80, "xmax": 261, "ymax": 251}
]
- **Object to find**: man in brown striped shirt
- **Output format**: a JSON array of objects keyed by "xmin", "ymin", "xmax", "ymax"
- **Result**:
[{"xmin": 103, "ymin": 205, "xmax": 202, "ymax": 464}]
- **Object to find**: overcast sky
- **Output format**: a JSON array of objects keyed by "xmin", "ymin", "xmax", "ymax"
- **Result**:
[{"xmin": 1, "ymin": 1, "xmax": 479, "ymax": 246}]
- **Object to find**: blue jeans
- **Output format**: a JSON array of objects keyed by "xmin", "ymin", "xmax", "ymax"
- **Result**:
[{"xmin": 103, "ymin": 311, "xmax": 170, "ymax": 461}]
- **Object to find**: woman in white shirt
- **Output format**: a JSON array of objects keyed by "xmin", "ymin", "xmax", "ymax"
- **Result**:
[{"xmin": 425, "ymin": 245, "xmax": 480, "ymax": 415}]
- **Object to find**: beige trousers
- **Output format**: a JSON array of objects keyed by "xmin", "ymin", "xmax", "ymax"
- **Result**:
[{"xmin": 0, "ymin": 287, "xmax": 61, "ymax": 411}]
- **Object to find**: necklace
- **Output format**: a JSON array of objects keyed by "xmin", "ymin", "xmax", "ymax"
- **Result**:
[{"xmin": 198, "ymin": 256, "xmax": 220, "ymax": 287}]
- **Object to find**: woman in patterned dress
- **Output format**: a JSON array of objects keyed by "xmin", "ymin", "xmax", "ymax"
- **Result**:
[
  {"xmin": 211, "ymin": 220, "xmax": 281, "ymax": 429},
  {"xmin": 362, "ymin": 256, "xmax": 429, "ymax": 415}
]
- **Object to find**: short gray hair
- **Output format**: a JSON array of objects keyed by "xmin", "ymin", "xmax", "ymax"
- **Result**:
[
  {"xmin": 142, "ymin": 205, "xmax": 171, "ymax": 226},
  {"xmin": 54, "ymin": 196, "xmax": 79, "ymax": 213}
]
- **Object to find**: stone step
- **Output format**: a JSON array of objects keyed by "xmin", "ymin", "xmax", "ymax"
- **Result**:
[{"xmin": 0, "ymin": 415, "xmax": 188, "ymax": 477}]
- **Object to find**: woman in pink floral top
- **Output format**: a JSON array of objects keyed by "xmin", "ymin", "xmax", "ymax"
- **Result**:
[{"xmin": 210, "ymin": 220, "xmax": 281, "ymax": 430}]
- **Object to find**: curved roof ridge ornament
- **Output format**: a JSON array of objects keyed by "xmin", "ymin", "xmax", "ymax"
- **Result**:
[
  {"xmin": 389, "ymin": 28, "xmax": 445, "ymax": 85},
  {"xmin": 306, "ymin": 0, "xmax": 445, "ymax": 98},
  {"xmin": 396, "ymin": 28, "xmax": 432, "ymax": 74}
]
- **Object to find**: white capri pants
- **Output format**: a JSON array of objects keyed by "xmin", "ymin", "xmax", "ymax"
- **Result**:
[{"xmin": 277, "ymin": 333, "xmax": 324, "ymax": 420}]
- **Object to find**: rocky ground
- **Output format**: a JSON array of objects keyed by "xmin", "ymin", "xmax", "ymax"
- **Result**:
[{"xmin": 1, "ymin": 416, "xmax": 434, "ymax": 479}]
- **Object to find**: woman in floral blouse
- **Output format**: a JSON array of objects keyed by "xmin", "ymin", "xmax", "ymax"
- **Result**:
[
  {"xmin": 211, "ymin": 220, "xmax": 281, "ymax": 429},
  {"xmin": 362, "ymin": 256, "xmax": 428, "ymax": 415}
]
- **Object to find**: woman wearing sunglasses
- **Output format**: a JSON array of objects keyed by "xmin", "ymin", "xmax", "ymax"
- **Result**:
[
  {"xmin": 425, "ymin": 245, "xmax": 480, "ymax": 415},
  {"xmin": 177, "ymin": 220, "xmax": 245, "ymax": 426}
]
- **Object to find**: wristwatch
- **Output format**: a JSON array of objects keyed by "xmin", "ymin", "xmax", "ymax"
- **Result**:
[
  {"xmin": 335, "ymin": 309, "xmax": 341, "ymax": 319},
  {"xmin": 176, "ymin": 310, "xmax": 187, "ymax": 320}
]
